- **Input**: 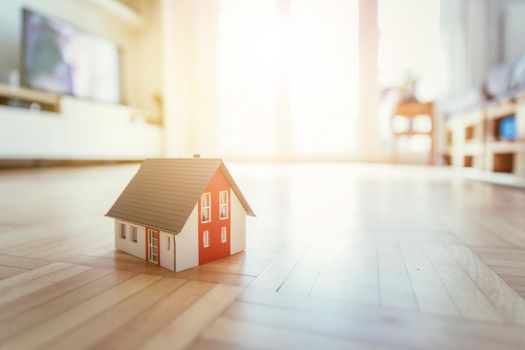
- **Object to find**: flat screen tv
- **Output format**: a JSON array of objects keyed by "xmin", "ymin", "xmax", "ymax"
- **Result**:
[{"xmin": 22, "ymin": 9, "xmax": 121, "ymax": 104}]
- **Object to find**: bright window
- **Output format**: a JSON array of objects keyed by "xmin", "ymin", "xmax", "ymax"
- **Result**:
[
  {"xmin": 219, "ymin": 191, "xmax": 229, "ymax": 220},
  {"xmin": 120, "ymin": 223, "xmax": 126, "ymax": 239},
  {"xmin": 217, "ymin": 0, "xmax": 358, "ymax": 157},
  {"xmin": 203, "ymin": 230, "xmax": 210, "ymax": 248},
  {"xmin": 221, "ymin": 226, "xmax": 227, "ymax": 243},
  {"xmin": 131, "ymin": 226, "xmax": 138, "ymax": 243},
  {"xmin": 201, "ymin": 193, "xmax": 211, "ymax": 223}
]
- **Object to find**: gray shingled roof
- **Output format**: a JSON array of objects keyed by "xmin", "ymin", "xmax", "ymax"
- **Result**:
[{"xmin": 106, "ymin": 158, "xmax": 255, "ymax": 233}]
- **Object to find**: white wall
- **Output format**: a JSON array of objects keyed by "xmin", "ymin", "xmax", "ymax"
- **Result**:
[
  {"xmin": 175, "ymin": 204, "xmax": 199, "ymax": 272},
  {"xmin": 115, "ymin": 220, "xmax": 175, "ymax": 271},
  {"xmin": 160, "ymin": 231, "xmax": 175, "ymax": 270},
  {"xmin": 114, "ymin": 220, "xmax": 146, "ymax": 259},
  {"xmin": 440, "ymin": 0, "xmax": 525, "ymax": 97},
  {"xmin": 505, "ymin": 1, "xmax": 525, "ymax": 62},
  {"xmin": 230, "ymin": 189, "xmax": 246, "ymax": 254}
]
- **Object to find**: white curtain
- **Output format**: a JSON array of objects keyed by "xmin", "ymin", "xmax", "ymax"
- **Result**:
[{"xmin": 216, "ymin": 0, "xmax": 359, "ymax": 158}]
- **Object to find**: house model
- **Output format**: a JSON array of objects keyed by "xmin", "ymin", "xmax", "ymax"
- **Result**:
[{"xmin": 106, "ymin": 158, "xmax": 255, "ymax": 272}]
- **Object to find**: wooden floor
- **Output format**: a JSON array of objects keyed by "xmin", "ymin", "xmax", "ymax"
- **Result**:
[{"xmin": 1, "ymin": 163, "xmax": 525, "ymax": 349}]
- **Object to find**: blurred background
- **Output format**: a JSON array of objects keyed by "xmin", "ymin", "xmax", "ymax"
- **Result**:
[{"xmin": 0, "ymin": 0, "xmax": 525, "ymax": 182}]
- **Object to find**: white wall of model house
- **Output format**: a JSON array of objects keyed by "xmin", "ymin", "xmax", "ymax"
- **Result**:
[
  {"xmin": 114, "ymin": 220, "xmax": 146, "ymax": 260},
  {"xmin": 115, "ymin": 219, "xmax": 175, "ymax": 271},
  {"xmin": 174, "ymin": 205, "xmax": 199, "ymax": 272},
  {"xmin": 160, "ymin": 231, "xmax": 175, "ymax": 271},
  {"xmin": 230, "ymin": 189, "xmax": 246, "ymax": 255}
]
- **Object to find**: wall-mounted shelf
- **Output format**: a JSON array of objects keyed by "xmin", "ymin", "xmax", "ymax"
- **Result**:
[
  {"xmin": 486, "ymin": 141, "xmax": 524, "ymax": 153},
  {"xmin": 486, "ymin": 99, "xmax": 516, "ymax": 121},
  {"xmin": 392, "ymin": 130, "xmax": 431, "ymax": 137},
  {"xmin": 0, "ymin": 84, "xmax": 60, "ymax": 112}
]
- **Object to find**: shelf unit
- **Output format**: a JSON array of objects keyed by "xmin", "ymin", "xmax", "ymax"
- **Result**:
[
  {"xmin": 446, "ymin": 107, "xmax": 485, "ymax": 168},
  {"xmin": 392, "ymin": 100, "xmax": 434, "ymax": 164},
  {"xmin": 445, "ymin": 92, "xmax": 525, "ymax": 180},
  {"xmin": 0, "ymin": 84, "xmax": 60, "ymax": 112}
]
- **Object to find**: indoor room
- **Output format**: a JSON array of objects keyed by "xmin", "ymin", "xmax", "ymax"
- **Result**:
[{"xmin": 1, "ymin": 0, "xmax": 525, "ymax": 349}]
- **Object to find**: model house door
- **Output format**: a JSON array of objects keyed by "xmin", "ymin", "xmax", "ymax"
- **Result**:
[{"xmin": 148, "ymin": 229, "xmax": 159, "ymax": 264}]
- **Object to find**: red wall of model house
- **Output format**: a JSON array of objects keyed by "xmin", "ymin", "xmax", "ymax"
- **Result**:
[{"xmin": 198, "ymin": 170, "xmax": 231, "ymax": 265}]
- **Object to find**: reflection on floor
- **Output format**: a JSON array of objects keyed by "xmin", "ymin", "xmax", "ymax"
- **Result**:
[{"xmin": 0, "ymin": 163, "xmax": 525, "ymax": 349}]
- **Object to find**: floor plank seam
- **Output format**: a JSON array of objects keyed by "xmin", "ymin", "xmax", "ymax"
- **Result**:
[
  {"xmin": 274, "ymin": 243, "xmax": 311, "ymax": 293},
  {"xmin": 374, "ymin": 239, "xmax": 382, "ymax": 311},
  {"xmin": 196, "ymin": 269, "xmax": 259, "ymax": 278},
  {"xmin": 420, "ymin": 243, "xmax": 463, "ymax": 318},
  {"xmin": 446, "ymin": 244, "xmax": 525, "ymax": 325},
  {"xmin": 397, "ymin": 241, "xmax": 421, "ymax": 313}
]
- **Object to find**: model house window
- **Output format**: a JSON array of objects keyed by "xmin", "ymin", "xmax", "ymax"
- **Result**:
[
  {"xmin": 221, "ymin": 226, "xmax": 227, "ymax": 243},
  {"xmin": 120, "ymin": 223, "xmax": 126, "ymax": 239},
  {"xmin": 131, "ymin": 226, "xmax": 138, "ymax": 243},
  {"xmin": 201, "ymin": 193, "xmax": 211, "ymax": 223},
  {"xmin": 167, "ymin": 236, "xmax": 171, "ymax": 250},
  {"xmin": 219, "ymin": 190, "xmax": 228, "ymax": 219},
  {"xmin": 203, "ymin": 230, "xmax": 210, "ymax": 247}
]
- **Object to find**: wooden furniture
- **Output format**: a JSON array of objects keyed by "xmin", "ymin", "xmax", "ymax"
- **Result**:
[
  {"xmin": 445, "ymin": 92, "xmax": 525, "ymax": 180},
  {"xmin": 1, "ymin": 163, "xmax": 525, "ymax": 349},
  {"xmin": 0, "ymin": 83, "xmax": 60, "ymax": 112},
  {"xmin": 392, "ymin": 99, "xmax": 434, "ymax": 164}
]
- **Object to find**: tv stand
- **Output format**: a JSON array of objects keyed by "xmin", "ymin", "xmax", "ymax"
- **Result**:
[{"xmin": 0, "ymin": 85, "xmax": 162, "ymax": 160}]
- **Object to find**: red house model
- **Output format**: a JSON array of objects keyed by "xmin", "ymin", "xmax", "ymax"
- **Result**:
[{"xmin": 106, "ymin": 158, "xmax": 255, "ymax": 271}]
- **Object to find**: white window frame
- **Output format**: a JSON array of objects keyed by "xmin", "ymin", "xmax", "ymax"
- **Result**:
[
  {"xmin": 201, "ymin": 192, "xmax": 211, "ymax": 223},
  {"xmin": 219, "ymin": 190, "xmax": 229, "ymax": 220},
  {"xmin": 120, "ymin": 223, "xmax": 126, "ymax": 239},
  {"xmin": 221, "ymin": 226, "xmax": 227, "ymax": 243},
  {"xmin": 166, "ymin": 236, "xmax": 171, "ymax": 251},
  {"xmin": 130, "ymin": 225, "xmax": 138, "ymax": 243},
  {"xmin": 203, "ymin": 230, "xmax": 210, "ymax": 248}
]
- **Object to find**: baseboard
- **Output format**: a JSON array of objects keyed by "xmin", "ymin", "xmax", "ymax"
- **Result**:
[{"xmin": 0, "ymin": 159, "xmax": 141, "ymax": 169}]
